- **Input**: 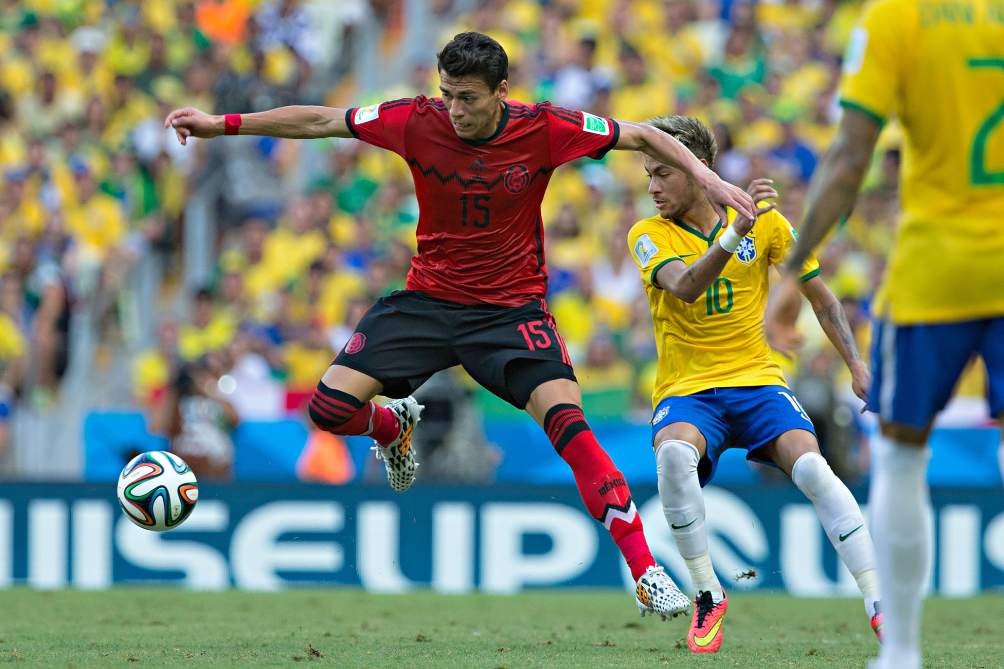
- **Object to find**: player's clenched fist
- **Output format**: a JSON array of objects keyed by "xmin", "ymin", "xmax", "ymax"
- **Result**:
[
  {"xmin": 164, "ymin": 107, "xmax": 222, "ymax": 145},
  {"xmin": 732, "ymin": 178, "xmax": 778, "ymax": 236}
]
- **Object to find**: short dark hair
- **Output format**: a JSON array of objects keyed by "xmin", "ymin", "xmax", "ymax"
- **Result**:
[
  {"xmin": 646, "ymin": 115, "xmax": 718, "ymax": 165},
  {"xmin": 437, "ymin": 32, "xmax": 508, "ymax": 91}
]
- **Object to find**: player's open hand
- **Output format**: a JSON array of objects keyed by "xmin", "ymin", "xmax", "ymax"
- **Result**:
[
  {"xmin": 731, "ymin": 178, "xmax": 778, "ymax": 235},
  {"xmin": 701, "ymin": 172, "xmax": 756, "ymax": 225},
  {"xmin": 746, "ymin": 177, "xmax": 778, "ymax": 199},
  {"xmin": 164, "ymin": 107, "xmax": 222, "ymax": 145},
  {"xmin": 848, "ymin": 359, "xmax": 871, "ymax": 406}
]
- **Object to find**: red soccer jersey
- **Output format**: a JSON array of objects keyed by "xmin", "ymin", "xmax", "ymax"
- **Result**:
[{"xmin": 345, "ymin": 97, "xmax": 620, "ymax": 306}]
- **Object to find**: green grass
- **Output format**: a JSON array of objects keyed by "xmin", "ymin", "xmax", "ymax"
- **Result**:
[{"xmin": 3, "ymin": 589, "xmax": 1002, "ymax": 668}]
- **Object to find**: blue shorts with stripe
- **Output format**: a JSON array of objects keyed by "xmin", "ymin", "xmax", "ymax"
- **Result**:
[
  {"xmin": 868, "ymin": 317, "xmax": 1004, "ymax": 430},
  {"xmin": 650, "ymin": 385, "xmax": 816, "ymax": 487}
]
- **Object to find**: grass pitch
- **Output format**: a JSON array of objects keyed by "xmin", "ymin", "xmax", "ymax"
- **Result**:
[{"xmin": 5, "ymin": 589, "xmax": 1001, "ymax": 668}]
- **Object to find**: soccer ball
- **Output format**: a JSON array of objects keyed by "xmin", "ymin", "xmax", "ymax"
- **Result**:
[{"xmin": 117, "ymin": 451, "xmax": 198, "ymax": 531}]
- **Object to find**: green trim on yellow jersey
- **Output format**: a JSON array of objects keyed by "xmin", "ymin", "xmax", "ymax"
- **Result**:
[
  {"xmin": 799, "ymin": 267, "xmax": 821, "ymax": 283},
  {"xmin": 650, "ymin": 256, "xmax": 682, "ymax": 287},
  {"xmin": 968, "ymin": 57, "xmax": 1004, "ymax": 69},
  {"xmin": 837, "ymin": 98, "xmax": 885, "ymax": 128},
  {"xmin": 672, "ymin": 219, "xmax": 723, "ymax": 246}
]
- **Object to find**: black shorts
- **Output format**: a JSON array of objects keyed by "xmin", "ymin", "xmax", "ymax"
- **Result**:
[{"xmin": 333, "ymin": 290, "xmax": 576, "ymax": 408}]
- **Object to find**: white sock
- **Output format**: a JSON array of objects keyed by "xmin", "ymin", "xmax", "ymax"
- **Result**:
[
  {"xmin": 656, "ymin": 439, "xmax": 723, "ymax": 600},
  {"xmin": 791, "ymin": 451, "xmax": 879, "ymax": 616},
  {"xmin": 870, "ymin": 434, "xmax": 931, "ymax": 668}
]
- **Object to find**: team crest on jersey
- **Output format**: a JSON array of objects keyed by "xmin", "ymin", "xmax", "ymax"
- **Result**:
[
  {"xmin": 504, "ymin": 164, "xmax": 530, "ymax": 193},
  {"xmin": 633, "ymin": 233, "xmax": 659, "ymax": 267},
  {"xmin": 344, "ymin": 332, "xmax": 367, "ymax": 354},
  {"xmin": 354, "ymin": 104, "xmax": 380, "ymax": 125},
  {"xmin": 736, "ymin": 236, "xmax": 757, "ymax": 264},
  {"xmin": 582, "ymin": 112, "xmax": 610, "ymax": 135},
  {"xmin": 652, "ymin": 406, "xmax": 670, "ymax": 426}
]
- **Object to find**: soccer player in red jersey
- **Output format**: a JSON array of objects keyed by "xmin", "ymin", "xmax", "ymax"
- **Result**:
[{"xmin": 166, "ymin": 32, "xmax": 755, "ymax": 617}]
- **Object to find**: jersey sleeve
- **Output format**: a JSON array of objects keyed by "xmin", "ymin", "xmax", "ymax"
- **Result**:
[
  {"xmin": 838, "ymin": 0, "xmax": 909, "ymax": 125},
  {"xmin": 766, "ymin": 210, "xmax": 820, "ymax": 281},
  {"xmin": 544, "ymin": 105, "xmax": 621, "ymax": 166},
  {"xmin": 628, "ymin": 222, "xmax": 682, "ymax": 288},
  {"xmin": 344, "ymin": 98, "xmax": 416, "ymax": 157}
]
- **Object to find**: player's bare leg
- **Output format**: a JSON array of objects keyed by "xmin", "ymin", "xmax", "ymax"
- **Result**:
[
  {"xmin": 309, "ymin": 365, "xmax": 423, "ymax": 492},
  {"xmin": 765, "ymin": 430, "xmax": 883, "ymax": 641},
  {"xmin": 864, "ymin": 422, "xmax": 931, "ymax": 669},
  {"xmin": 525, "ymin": 379, "xmax": 689, "ymax": 619},
  {"xmin": 319, "ymin": 364, "xmax": 383, "ymax": 400},
  {"xmin": 654, "ymin": 422, "xmax": 727, "ymax": 653}
]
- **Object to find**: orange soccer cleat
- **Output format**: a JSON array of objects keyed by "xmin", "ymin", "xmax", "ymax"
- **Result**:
[
  {"xmin": 870, "ymin": 602, "xmax": 883, "ymax": 642},
  {"xmin": 687, "ymin": 590, "xmax": 728, "ymax": 654}
]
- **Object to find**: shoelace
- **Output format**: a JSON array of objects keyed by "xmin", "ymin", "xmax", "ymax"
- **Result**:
[
  {"xmin": 695, "ymin": 590, "xmax": 716, "ymax": 628},
  {"xmin": 371, "ymin": 444, "xmax": 419, "ymax": 468}
]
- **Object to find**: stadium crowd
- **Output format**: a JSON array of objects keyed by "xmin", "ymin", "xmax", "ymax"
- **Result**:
[{"xmin": 0, "ymin": 0, "xmax": 984, "ymax": 480}]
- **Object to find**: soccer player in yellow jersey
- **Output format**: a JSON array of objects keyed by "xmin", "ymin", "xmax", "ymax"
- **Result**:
[
  {"xmin": 771, "ymin": 2, "xmax": 1004, "ymax": 667},
  {"xmin": 628, "ymin": 116, "xmax": 881, "ymax": 654}
]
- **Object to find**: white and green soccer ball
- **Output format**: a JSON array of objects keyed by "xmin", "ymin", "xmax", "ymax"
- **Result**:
[{"xmin": 117, "ymin": 451, "xmax": 199, "ymax": 531}]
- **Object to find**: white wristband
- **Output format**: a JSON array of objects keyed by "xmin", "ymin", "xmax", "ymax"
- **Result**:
[{"xmin": 718, "ymin": 226, "xmax": 742, "ymax": 253}]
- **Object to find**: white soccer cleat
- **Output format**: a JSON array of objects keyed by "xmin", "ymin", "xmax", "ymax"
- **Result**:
[
  {"xmin": 371, "ymin": 396, "xmax": 423, "ymax": 492},
  {"xmin": 635, "ymin": 565, "xmax": 691, "ymax": 620}
]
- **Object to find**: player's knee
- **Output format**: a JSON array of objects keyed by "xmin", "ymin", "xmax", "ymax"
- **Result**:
[
  {"xmin": 308, "ymin": 401, "xmax": 340, "ymax": 432},
  {"xmin": 308, "ymin": 384, "xmax": 365, "ymax": 434},
  {"xmin": 790, "ymin": 451, "xmax": 835, "ymax": 499},
  {"xmin": 879, "ymin": 421, "xmax": 930, "ymax": 445},
  {"xmin": 656, "ymin": 439, "xmax": 700, "ymax": 479}
]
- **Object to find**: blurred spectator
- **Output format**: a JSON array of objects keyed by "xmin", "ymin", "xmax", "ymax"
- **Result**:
[
  {"xmin": 770, "ymin": 117, "xmax": 817, "ymax": 184},
  {"xmin": 132, "ymin": 318, "xmax": 181, "ymax": 410},
  {"xmin": 0, "ymin": 272, "xmax": 27, "ymax": 459},
  {"xmin": 178, "ymin": 287, "xmax": 236, "ymax": 362},
  {"xmin": 409, "ymin": 371, "xmax": 501, "ymax": 483},
  {"xmin": 709, "ymin": 25, "xmax": 765, "ymax": 99},
  {"xmin": 551, "ymin": 34, "xmax": 603, "ymax": 110},
  {"xmin": 149, "ymin": 353, "xmax": 239, "ymax": 480}
]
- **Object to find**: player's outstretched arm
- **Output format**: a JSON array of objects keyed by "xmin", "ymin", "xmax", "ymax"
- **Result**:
[
  {"xmin": 656, "ymin": 178, "xmax": 777, "ymax": 303},
  {"xmin": 615, "ymin": 121, "xmax": 756, "ymax": 222},
  {"xmin": 781, "ymin": 108, "xmax": 881, "ymax": 273},
  {"xmin": 164, "ymin": 106, "xmax": 354, "ymax": 145},
  {"xmin": 800, "ymin": 276, "xmax": 871, "ymax": 402}
]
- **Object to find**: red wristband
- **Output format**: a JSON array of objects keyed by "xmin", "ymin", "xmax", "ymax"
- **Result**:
[{"xmin": 224, "ymin": 113, "xmax": 242, "ymax": 135}]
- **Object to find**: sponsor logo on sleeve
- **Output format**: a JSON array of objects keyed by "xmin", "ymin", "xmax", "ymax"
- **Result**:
[
  {"xmin": 582, "ymin": 112, "xmax": 610, "ymax": 135},
  {"xmin": 843, "ymin": 28, "xmax": 868, "ymax": 74},
  {"xmin": 633, "ymin": 233, "xmax": 659, "ymax": 267},
  {"xmin": 354, "ymin": 104, "xmax": 380, "ymax": 125}
]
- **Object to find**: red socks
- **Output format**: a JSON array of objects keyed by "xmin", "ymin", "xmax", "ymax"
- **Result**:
[
  {"xmin": 307, "ymin": 384, "xmax": 400, "ymax": 445},
  {"xmin": 544, "ymin": 404, "xmax": 656, "ymax": 581}
]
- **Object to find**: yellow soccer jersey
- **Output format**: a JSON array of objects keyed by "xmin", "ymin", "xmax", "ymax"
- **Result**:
[
  {"xmin": 840, "ymin": 0, "xmax": 1004, "ymax": 323},
  {"xmin": 628, "ymin": 209, "xmax": 820, "ymax": 404}
]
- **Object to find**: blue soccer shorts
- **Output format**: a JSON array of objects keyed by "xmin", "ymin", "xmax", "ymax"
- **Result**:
[
  {"xmin": 868, "ymin": 317, "xmax": 1004, "ymax": 430},
  {"xmin": 650, "ymin": 385, "xmax": 816, "ymax": 487}
]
